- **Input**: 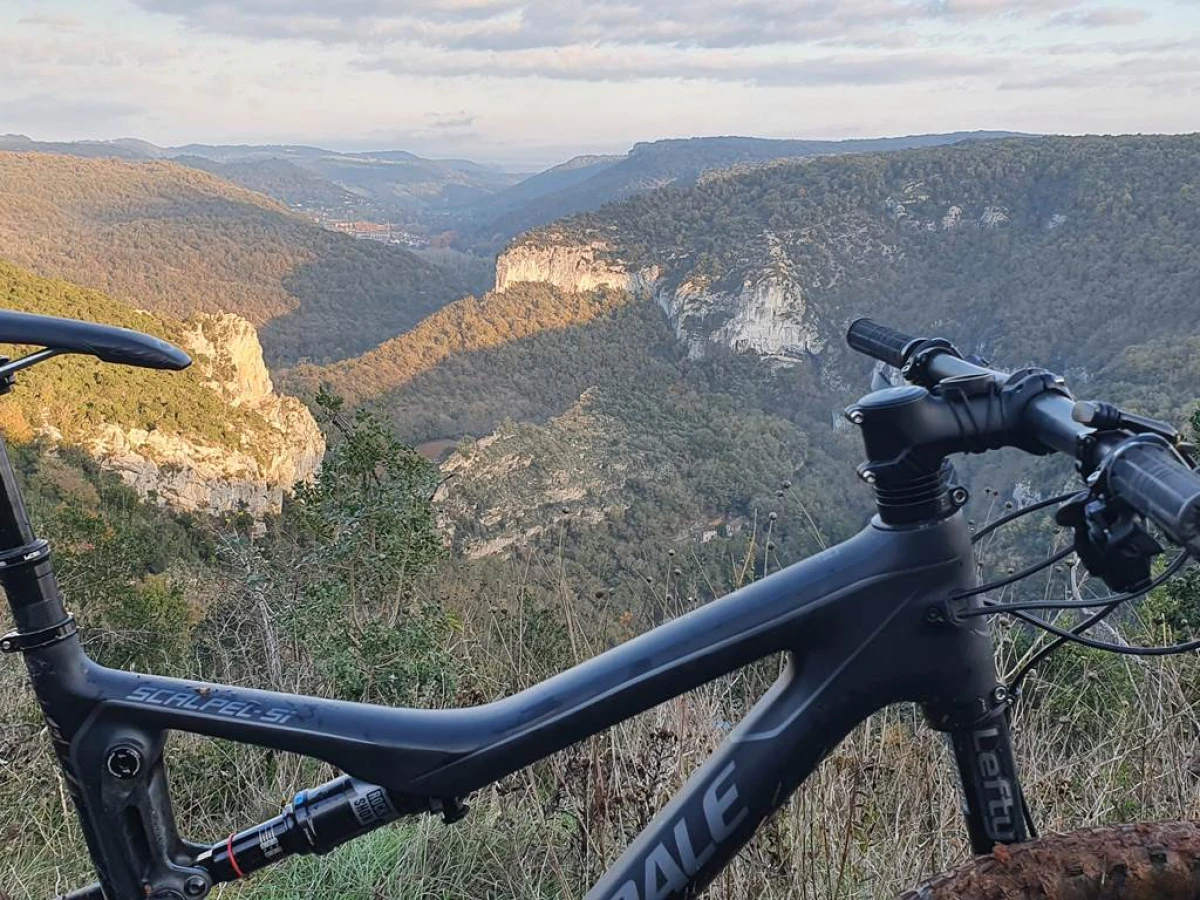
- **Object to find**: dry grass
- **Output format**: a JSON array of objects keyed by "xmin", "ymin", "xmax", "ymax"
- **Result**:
[{"xmin": 3, "ymin": 533, "xmax": 1199, "ymax": 900}]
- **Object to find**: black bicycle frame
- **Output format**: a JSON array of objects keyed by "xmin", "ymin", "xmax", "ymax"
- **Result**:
[{"xmin": 1, "ymin": 432, "xmax": 1026, "ymax": 900}]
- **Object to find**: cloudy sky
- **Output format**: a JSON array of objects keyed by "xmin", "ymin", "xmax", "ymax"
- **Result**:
[{"xmin": 2, "ymin": 0, "xmax": 1197, "ymax": 167}]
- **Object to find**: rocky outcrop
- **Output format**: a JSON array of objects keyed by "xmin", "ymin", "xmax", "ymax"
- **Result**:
[
  {"xmin": 659, "ymin": 272, "xmax": 822, "ymax": 361},
  {"xmin": 436, "ymin": 393, "xmax": 626, "ymax": 558},
  {"xmin": 495, "ymin": 235, "xmax": 658, "ymax": 297},
  {"xmin": 656, "ymin": 232, "xmax": 826, "ymax": 361},
  {"xmin": 495, "ymin": 232, "xmax": 821, "ymax": 361},
  {"xmin": 84, "ymin": 313, "xmax": 324, "ymax": 516},
  {"xmin": 181, "ymin": 313, "xmax": 275, "ymax": 405}
]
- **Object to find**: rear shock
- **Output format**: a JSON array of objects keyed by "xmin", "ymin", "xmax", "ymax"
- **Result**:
[
  {"xmin": 58, "ymin": 779, "xmax": 466, "ymax": 898},
  {"xmin": 196, "ymin": 776, "xmax": 459, "ymax": 883}
]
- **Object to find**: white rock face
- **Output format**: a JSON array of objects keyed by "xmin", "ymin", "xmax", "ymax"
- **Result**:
[
  {"xmin": 656, "ymin": 234, "xmax": 823, "ymax": 361},
  {"xmin": 495, "ymin": 231, "xmax": 826, "ymax": 362},
  {"xmin": 181, "ymin": 313, "xmax": 275, "ymax": 406},
  {"xmin": 83, "ymin": 313, "xmax": 324, "ymax": 516},
  {"xmin": 981, "ymin": 206, "xmax": 1010, "ymax": 228},
  {"xmin": 494, "ymin": 237, "xmax": 658, "ymax": 296},
  {"xmin": 658, "ymin": 273, "xmax": 821, "ymax": 361}
]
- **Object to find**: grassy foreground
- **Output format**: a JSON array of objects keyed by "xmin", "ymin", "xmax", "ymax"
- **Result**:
[
  {"xmin": 2, "ymin": 429, "xmax": 1198, "ymax": 899},
  {"xmin": 4, "ymin": 568, "xmax": 1198, "ymax": 900}
]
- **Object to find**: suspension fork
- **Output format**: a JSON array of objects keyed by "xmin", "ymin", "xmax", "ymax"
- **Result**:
[{"xmin": 926, "ymin": 683, "xmax": 1030, "ymax": 854}]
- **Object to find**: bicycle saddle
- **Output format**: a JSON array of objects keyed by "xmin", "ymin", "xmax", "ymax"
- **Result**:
[{"xmin": 0, "ymin": 309, "xmax": 191, "ymax": 370}]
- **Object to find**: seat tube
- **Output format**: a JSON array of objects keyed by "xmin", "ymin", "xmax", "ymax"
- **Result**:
[{"xmin": 0, "ymin": 433, "xmax": 35, "ymax": 546}]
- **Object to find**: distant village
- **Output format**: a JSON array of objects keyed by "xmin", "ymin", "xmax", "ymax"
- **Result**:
[
  {"xmin": 291, "ymin": 201, "xmax": 432, "ymax": 248},
  {"xmin": 323, "ymin": 219, "xmax": 430, "ymax": 248}
]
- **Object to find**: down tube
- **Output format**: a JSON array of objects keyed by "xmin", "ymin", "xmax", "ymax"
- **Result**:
[{"xmin": 584, "ymin": 655, "xmax": 873, "ymax": 900}]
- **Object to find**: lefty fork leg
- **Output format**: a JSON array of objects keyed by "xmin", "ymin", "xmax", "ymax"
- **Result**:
[{"xmin": 944, "ymin": 704, "xmax": 1030, "ymax": 854}]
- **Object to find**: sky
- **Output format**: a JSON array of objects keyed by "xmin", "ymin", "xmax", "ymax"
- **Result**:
[{"xmin": 1, "ymin": 0, "xmax": 1197, "ymax": 168}]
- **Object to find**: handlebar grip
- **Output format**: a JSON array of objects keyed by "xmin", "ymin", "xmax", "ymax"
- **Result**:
[
  {"xmin": 56, "ymin": 885, "xmax": 106, "ymax": 900},
  {"xmin": 846, "ymin": 318, "xmax": 920, "ymax": 368},
  {"xmin": 1106, "ymin": 438, "xmax": 1200, "ymax": 552}
]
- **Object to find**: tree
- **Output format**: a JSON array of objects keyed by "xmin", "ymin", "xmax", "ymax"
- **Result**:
[{"xmin": 211, "ymin": 390, "xmax": 453, "ymax": 705}]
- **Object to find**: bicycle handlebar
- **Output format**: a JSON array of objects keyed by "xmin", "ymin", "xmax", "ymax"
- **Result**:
[
  {"xmin": 1105, "ymin": 436, "xmax": 1200, "ymax": 551},
  {"xmin": 847, "ymin": 318, "xmax": 1200, "ymax": 556},
  {"xmin": 846, "ymin": 317, "xmax": 921, "ymax": 368}
]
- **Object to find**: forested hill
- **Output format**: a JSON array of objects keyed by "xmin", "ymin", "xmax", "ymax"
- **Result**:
[
  {"xmin": 327, "ymin": 133, "xmax": 1200, "ymax": 566},
  {"xmin": 454, "ymin": 131, "xmax": 1026, "ymax": 248},
  {"xmin": 286, "ymin": 282, "xmax": 636, "ymax": 406},
  {"xmin": 0, "ymin": 153, "xmax": 469, "ymax": 365},
  {"xmin": 558, "ymin": 133, "xmax": 1200, "ymax": 387},
  {"xmin": 170, "ymin": 155, "xmax": 369, "ymax": 212}
]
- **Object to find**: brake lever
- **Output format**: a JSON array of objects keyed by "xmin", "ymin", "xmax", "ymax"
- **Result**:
[
  {"xmin": 1055, "ymin": 490, "xmax": 1163, "ymax": 592},
  {"xmin": 1073, "ymin": 401, "xmax": 1181, "ymax": 445}
]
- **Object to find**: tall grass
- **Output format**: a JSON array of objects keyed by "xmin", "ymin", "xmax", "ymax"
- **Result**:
[{"xmin": 3, "ymin": 517, "xmax": 1199, "ymax": 900}]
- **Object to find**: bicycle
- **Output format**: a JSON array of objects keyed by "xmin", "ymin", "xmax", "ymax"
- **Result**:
[{"xmin": 3, "ymin": 308, "xmax": 1200, "ymax": 899}]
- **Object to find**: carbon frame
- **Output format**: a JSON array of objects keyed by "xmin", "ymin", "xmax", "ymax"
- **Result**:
[{"xmin": 3, "ymin": 435, "xmax": 1027, "ymax": 900}]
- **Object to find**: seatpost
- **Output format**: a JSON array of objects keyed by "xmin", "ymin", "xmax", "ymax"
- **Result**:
[
  {"xmin": 0, "ymin": 434, "xmax": 74, "ymax": 650},
  {"xmin": 0, "ymin": 436, "xmax": 61, "ymax": 628},
  {"xmin": 0, "ymin": 433, "xmax": 35, "ymax": 545}
]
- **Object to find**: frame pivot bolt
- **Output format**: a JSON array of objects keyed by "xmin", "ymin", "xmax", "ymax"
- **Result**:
[
  {"xmin": 950, "ymin": 486, "xmax": 969, "ymax": 506},
  {"xmin": 859, "ymin": 469, "xmax": 877, "ymax": 485},
  {"xmin": 846, "ymin": 408, "xmax": 864, "ymax": 425},
  {"xmin": 106, "ymin": 745, "xmax": 143, "ymax": 780},
  {"xmin": 183, "ymin": 876, "xmax": 210, "ymax": 898},
  {"xmin": 992, "ymin": 685, "xmax": 1011, "ymax": 705}
]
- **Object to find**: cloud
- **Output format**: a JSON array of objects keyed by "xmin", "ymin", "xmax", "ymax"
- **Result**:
[
  {"xmin": 999, "ymin": 52, "xmax": 1200, "ymax": 90},
  {"xmin": 134, "ymin": 0, "xmax": 1107, "ymax": 52},
  {"xmin": 356, "ymin": 45, "xmax": 1007, "ymax": 86},
  {"xmin": 1050, "ymin": 6, "xmax": 1149, "ymax": 27},
  {"xmin": 123, "ymin": 0, "xmax": 1184, "ymax": 90},
  {"xmin": 0, "ymin": 94, "xmax": 142, "ymax": 130},
  {"xmin": 425, "ymin": 111, "xmax": 478, "ymax": 130},
  {"xmin": 17, "ymin": 15, "xmax": 86, "ymax": 31},
  {"xmin": 1045, "ymin": 38, "xmax": 1196, "ymax": 56}
]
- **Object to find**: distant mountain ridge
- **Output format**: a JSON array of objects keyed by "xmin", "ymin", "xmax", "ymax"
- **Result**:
[
  {"xmin": 453, "ymin": 131, "xmax": 1031, "ymax": 248},
  {"xmin": 0, "ymin": 133, "xmax": 153, "ymax": 159},
  {"xmin": 1, "ymin": 131, "xmax": 1030, "ymax": 245},
  {"xmin": 0, "ymin": 135, "xmax": 522, "ymax": 223}
]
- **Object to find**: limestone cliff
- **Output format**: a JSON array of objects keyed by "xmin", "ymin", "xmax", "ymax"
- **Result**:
[
  {"xmin": 494, "ymin": 180, "xmax": 1033, "ymax": 367},
  {"xmin": 82, "ymin": 313, "xmax": 323, "ymax": 515},
  {"xmin": 494, "ymin": 230, "xmax": 825, "ymax": 362},
  {"xmin": 494, "ymin": 233, "xmax": 658, "ymax": 297},
  {"xmin": 656, "ymin": 234, "xmax": 827, "ymax": 361}
]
